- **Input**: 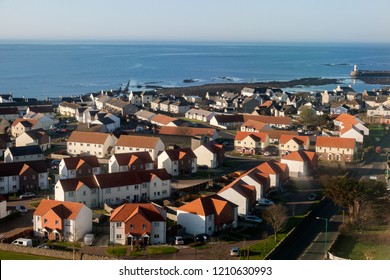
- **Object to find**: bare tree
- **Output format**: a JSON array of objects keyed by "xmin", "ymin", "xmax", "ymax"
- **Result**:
[
  {"xmin": 207, "ymin": 238, "xmax": 226, "ymax": 260},
  {"xmin": 262, "ymin": 204, "xmax": 288, "ymax": 242}
]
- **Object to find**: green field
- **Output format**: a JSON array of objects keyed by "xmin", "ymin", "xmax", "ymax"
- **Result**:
[
  {"xmin": 331, "ymin": 226, "xmax": 390, "ymax": 260},
  {"xmin": 0, "ymin": 250, "xmax": 63, "ymax": 260}
]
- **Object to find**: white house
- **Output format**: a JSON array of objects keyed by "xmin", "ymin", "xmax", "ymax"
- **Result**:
[
  {"xmin": 280, "ymin": 150, "xmax": 318, "ymax": 177},
  {"xmin": 4, "ymin": 145, "xmax": 44, "ymax": 163},
  {"xmin": 59, "ymin": 156, "xmax": 101, "ymax": 179},
  {"xmin": 177, "ymin": 195, "xmax": 238, "ymax": 236},
  {"xmin": 33, "ymin": 199, "xmax": 92, "ymax": 242},
  {"xmin": 108, "ymin": 152, "xmax": 154, "ymax": 173},
  {"xmin": 234, "ymin": 131, "xmax": 270, "ymax": 155},
  {"xmin": 67, "ymin": 131, "xmax": 117, "ymax": 158},
  {"xmin": 184, "ymin": 108, "xmax": 216, "ymax": 123},
  {"xmin": 115, "ymin": 135, "xmax": 165, "ymax": 161},
  {"xmin": 15, "ymin": 128, "xmax": 51, "ymax": 151},
  {"xmin": 157, "ymin": 148, "xmax": 197, "ymax": 176},
  {"xmin": 193, "ymin": 141, "xmax": 224, "ymax": 168},
  {"xmin": 109, "ymin": 203, "xmax": 166, "ymax": 246}
]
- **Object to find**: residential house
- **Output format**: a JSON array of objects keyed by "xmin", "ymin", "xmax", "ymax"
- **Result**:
[
  {"xmin": 315, "ymin": 136, "xmax": 357, "ymax": 162},
  {"xmin": 11, "ymin": 118, "xmax": 43, "ymax": 138},
  {"xmin": 59, "ymin": 156, "xmax": 101, "ymax": 179},
  {"xmin": 0, "ymin": 134, "xmax": 13, "ymax": 158},
  {"xmin": 334, "ymin": 114, "xmax": 369, "ymax": 136},
  {"xmin": 33, "ymin": 199, "xmax": 92, "ymax": 242},
  {"xmin": 240, "ymin": 119, "xmax": 271, "ymax": 132},
  {"xmin": 4, "ymin": 145, "xmax": 44, "ymax": 163},
  {"xmin": 16, "ymin": 128, "xmax": 51, "ymax": 151},
  {"xmin": 105, "ymin": 98, "xmax": 137, "ymax": 116},
  {"xmin": 193, "ymin": 141, "xmax": 224, "ymax": 169},
  {"xmin": 281, "ymin": 150, "xmax": 318, "ymax": 177},
  {"xmin": 54, "ymin": 169, "xmax": 171, "ymax": 208},
  {"xmin": 218, "ymin": 178, "xmax": 256, "ymax": 216},
  {"xmin": 67, "ymin": 131, "xmax": 117, "ymax": 158},
  {"xmin": 255, "ymin": 160, "xmax": 289, "ymax": 189},
  {"xmin": 0, "ymin": 118, "xmax": 10, "ymax": 134},
  {"xmin": 58, "ymin": 102, "xmax": 81, "ymax": 117},
  {"xmin": 150, "ymin": 114, "xmax": 180, "ymax": 127},
  {"xmin": 239, "ymin": 167, "xmax": 271, "ymax": 201},
  {"xmin": 210, "ymin": 114, "xmax": 292, "ymax": 130},
  {"xmin": 157, "ymin": 148, "xmax": 197, "ymax": 176},
  {"xmin": 177, "ymin": 195, "xmax": 238, "ymax": 236},
  {"xmin": 134, "ymin": 110, "xmax": 157, "ymax": 122},
  {"xmin": 330, "ymin": 104, "xmax": 350, "ymax": 115},
  {"xmin": 110, "ymin": 203, "xmax": 166, "ymax": 246},
  {"xmin": 115, "ymin": 135, "xmax": 165, "ymax": 160},
  {"xmin": 234, "ymin": 131, "xmax": 269, "ymax": 155},
  {"xmin": 367, "ymin": 105, "xmax": 390, "ymax": 117},
  {"xmin": 95, "ymin": 95, "xmax": 112, "ymax": 110},
  {"xmin": 169, "ymin": 99, "xmax": 191, "ymax": 115},
  {"xmin": 0, "ymin": 160, "xmax": 48, "ymax": 195},
  {"xmin": 26, "ymin": 105, "xmax": 55, "ymax": 118},
  {"xmin": 278, "ymin": 135, "xmax": 310, "ymax": 156},
  {"xmin": 0, "ymin": 107, "xmax": 19, "ymax": 121},
  {"xmin": 108, "ymin": 152, "xmax": 154, "ymax": 173},
  {"xmin": 184, "ymin": 108, "xmax": 216, "ymax": 123},
  {"xmin": 23, "ymin": 112, "xmax": 57, "ymax": 130}
]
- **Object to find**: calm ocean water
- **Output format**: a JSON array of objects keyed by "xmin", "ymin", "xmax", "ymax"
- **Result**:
[{"xmin": 0, "ymin": 43, "xmax": 390, "ymax": 98}]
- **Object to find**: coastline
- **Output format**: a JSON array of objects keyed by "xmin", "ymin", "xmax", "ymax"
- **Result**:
[{"xmin": 158, "ymin": 77, "xmax": 339, "ymax": 97}]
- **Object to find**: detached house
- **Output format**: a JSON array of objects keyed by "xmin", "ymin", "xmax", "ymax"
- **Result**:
[
  {"xmin": 218, "ymin": 178, "xmax": 256, "ymax": 216},
  {"xmin": 110, "ymin": 203, "xmax": 166, "ymax": 246},
  {"xmin": 177, "ymin": 195, "xmax": 238, "ymax": 236},
  {"xmin": 194, "ymin": 141, "xmax": 224, "ymax": 169},
  {"xmin": 0, "ymin": 160, "xmax": 49, "ymax": 195},
  {"xmin": 67, "ymin": 131, "xmax": 116, "ymax": 158},
  {"xmin": 59, "ymin": 156, "xmax": 101, "ymax": 179},
  {"xmin": 16, "ymin": 128, "xmax": 51, "ymax": 151},
  {"xmin": 115, "ymin": 135, "xmax": 165, "ymax": 160},
  {"xmin": 281, "ymin": 150, "xmax": 318, "ymax": 177},
  {"xmin": 11, "ymin": 118, "xmax": 43, "ymax": 138},
  {"xmin": 239, "ymin": 168, "xmax": 271, "ymax": 201},
  {"xmin": 315, "ymin": 136, "xmax": 357, "ymax": 162},
  {"xmin": 33, "ymin": 199, "xmax": 92, "ymax": 242},
  {"xmin": 185, "ymin": 108, "xmax": 216, "ymax": 123},
  {"xmin": 278, "ymin": 135, "xmax": 310, "ymax": 156},
  {"xmin": 334, "ymin": 114, "xmax": 369, "ymax": 136},
  {"xmin": 255, "ymin": 160, "xmax": 289, "ymax": 189},
  {"xmin": 108, "ymin": 152, "xmax": 154, "ymax": 173},
  {"xmin": 158, "ymin": 148, "xmax": 197, "ymax": 176},
  {"xmin": 234, "ymin": 131, "xmax": 269, "ymax": 155}
]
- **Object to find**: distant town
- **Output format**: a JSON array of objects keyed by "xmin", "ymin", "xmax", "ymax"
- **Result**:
[{"xmin": 0, "ymin": 80, "xmax": 389, "ymax": 260}]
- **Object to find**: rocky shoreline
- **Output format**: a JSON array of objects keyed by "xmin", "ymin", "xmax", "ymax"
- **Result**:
[{"xmin": 158, "ymin": 77, "xmax": 339, "ymax": 97}]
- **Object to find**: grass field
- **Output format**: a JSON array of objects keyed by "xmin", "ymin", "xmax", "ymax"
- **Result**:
[
  {"xmin": 331, "ymin": 226, "xmax": 390, "ymax": 260},
  {"xmin": 0, "ymin": 250, "xmax": 63, "ymax": 260}
]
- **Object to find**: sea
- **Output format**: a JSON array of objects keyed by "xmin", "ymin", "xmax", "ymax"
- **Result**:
[{"xmin": 0, "ymin": 42, "xmax": 390, "ymax": 99}]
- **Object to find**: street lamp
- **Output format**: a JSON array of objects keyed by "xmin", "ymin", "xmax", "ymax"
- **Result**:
[{"xmin": 316, "ymin": 217, "xmax": 328, "ymax": 259}]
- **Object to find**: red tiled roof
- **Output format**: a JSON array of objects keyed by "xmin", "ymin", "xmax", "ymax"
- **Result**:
[
  {"xmin": 164, "ymin": 148, "xmax": 197, "ymax": 161},
  {"xmin": 110, "ymin": 203, "xmax": 165, "ymax": 222},
  {"xmin": 266, "ymin": 130, "xmax": 298, "ymax": 140},
  {"xmin": 235, "ymin": 131, "xmax": 268, "ymax": 142},
  {"xmin": 241, "ymin": 119, "xmax": 269, "ymax": 131},
  {"xmin": 68, "ymin": 131, "xmax": 112, "ymax": 144},
  {"xmin": 315, "ymin": 136, "xmax": 356, "ymax": 149},
  {"xmin": 33, "ymin": 199, "xmax": 84, "ymax": 220},
  {"xmin": 279, "ymin": 135, "xmax": 309, "ymax": 145},
  {"xmin": 178, "ymin": 194, "xmax": 237, "ymax": 216},
  {"xmin": 158, "ymin": 126, "xmax": 216, "ymax": 138},
  {"xmin": 62, "ymin": 156, "xmax": 100, "ymax": 169},
  {"xmin": 151, "ymin": 114, "xmax": 177, "ymax": 125},
  {"xmin": 281, "ymin": 150, "xmax": 317, "ymax": 162},
  {"xmin": 116, "ymin": 135, "xmax": 161, "ymax": 149}
]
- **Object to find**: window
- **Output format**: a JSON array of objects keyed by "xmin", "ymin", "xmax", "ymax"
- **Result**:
[
  {"xmin": 142, "ymin": 224, "xmax": 146, "ymax": 230},
  {"xmin": 130, "ymin": 224, "xmax": 134, "ymax": 229},
  {"xmin": 0, "ymin": 178, "xmax": 3, "ymax": 182},
  {"xmin": 44, "ymin": 219, "xmax": 47, "ymax": 224},
  {"xmin": 116, "ymin": 234, "xmax": 122, "ymax": 239},
  {"xmin": 83, "ymin": 191, "xmax": 86, "ymax": 196},
  {"xmin": 117, "ymin": 187, "xmax": 120, "ymax": 192},
  {"xmin": 116, "ymin": 222, "xmax": 122, "ymax": 227},
  {"xmin": 154, "ymin": 234, "xmax": 160, "ymax": 239},
  {"xmin": 55, "ymin": 220, "xmax": 59, "ymax": 225},
  {"xmin": 153, "ymin": 222, "xmax": 159, "ymax": 227},
  {"xmin": 134, "ymin": 185, "xmax": 139, "ymax": 190}
]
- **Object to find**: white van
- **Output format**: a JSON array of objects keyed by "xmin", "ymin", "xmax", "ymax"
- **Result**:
[
  {"xmin": 83, "ymin": 234, "xmax": 95, "ymax": 246},
  {"xmin": 11, "ymin": 238, "xmax": 33, "ymax": 247}
]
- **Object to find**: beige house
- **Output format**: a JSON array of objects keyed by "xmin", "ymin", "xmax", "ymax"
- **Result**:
[
  {"xmin": 115, "ymin": 135, "xmax": 165, "ymax": 160},
  {"xmin": 234, "ymin": 131, "xmax": 269, "ymax": 155},
  {"xmin": 15, "ymin": 128, "xmax": 51, "ymax": 151},
  {"xmin": 11, "ymin": 118, "xmax": 43, "ymax": 138},
  {"xmin": 315, "ymin": 136, "xmax": 357, "ymax": 162},
  {"xmin": 279, "ymin": 135, "xmax": 310, "ymax": 156},
  {"xmin": 67, "ymin": 131, "xmax": 117, "ymax": 158},
  {"xmin": 58, "ymin": 102, "xmax": 81, "ymax": 117}
]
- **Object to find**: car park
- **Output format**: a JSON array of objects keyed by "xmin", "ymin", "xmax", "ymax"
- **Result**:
[
  {"xmin": 19, "ymin": 192, "xmax": 35, "ymax": 199},
  {"xmin": 258, "ymin": 198, "xmax": 274, "ymax": 206},
  {"xmin": 244, "ymin": 215, "xmax": 263, "ymax": 224},
  {"xmin": 16, "ymin": 205, "xmax": 28, "ymax": 213},
  {"xmin": 230, "ymin": 247, "xmax": 240, "ymax": 256}
]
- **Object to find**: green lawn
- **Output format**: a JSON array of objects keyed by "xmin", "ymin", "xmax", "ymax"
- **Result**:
[
  {"xmin": 106, "ymin": 245, "xmax": 178, "ymax": 257},
  {"xmin": 0, "ymin": 250, "xmax": 63, "ymax": 260},
  {"xmin": 331, "ymin": 226, "xmax": 390, "ymax": 260}
]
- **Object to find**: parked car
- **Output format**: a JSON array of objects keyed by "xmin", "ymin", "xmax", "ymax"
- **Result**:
[
  {"xmin": 244, "ymin": 215, "xmax": 263, "ymax": 224},
  {"xmin": 83, "ymin": 234, "xmax": 95, "ymax": 246},
  {"xmin": 307, "ymin": 193, "xmax": 317, "ymax": 201},
  {"xmin": 16, "ymin": 205, "xmax": 28, "ymax": 213},
  {"xmin": 263, "ymin": 151, "xmax": 271, "ymax": 156},
  {"xmin": 258, "ymin": 198, "xmax": 274, "ymax": 206},
  {"xmin": 230, "ymin": 247, "xmax": 240, "ymax": 256},
  {"xmin": 195, "ymin": 233, "xmax": 210, "ymax": 243},
  {"xmin": 36, "ymin": 243, "xmax": 53, "ymax": 249},
  {"xmin": 19, "ymin": 192, "xmax": 35, "ymax": 199}
]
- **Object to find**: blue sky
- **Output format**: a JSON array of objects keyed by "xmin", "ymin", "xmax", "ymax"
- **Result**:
[{"xmin": 0, "ymin": 0, "xmax": 389, "ymax": 43}]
